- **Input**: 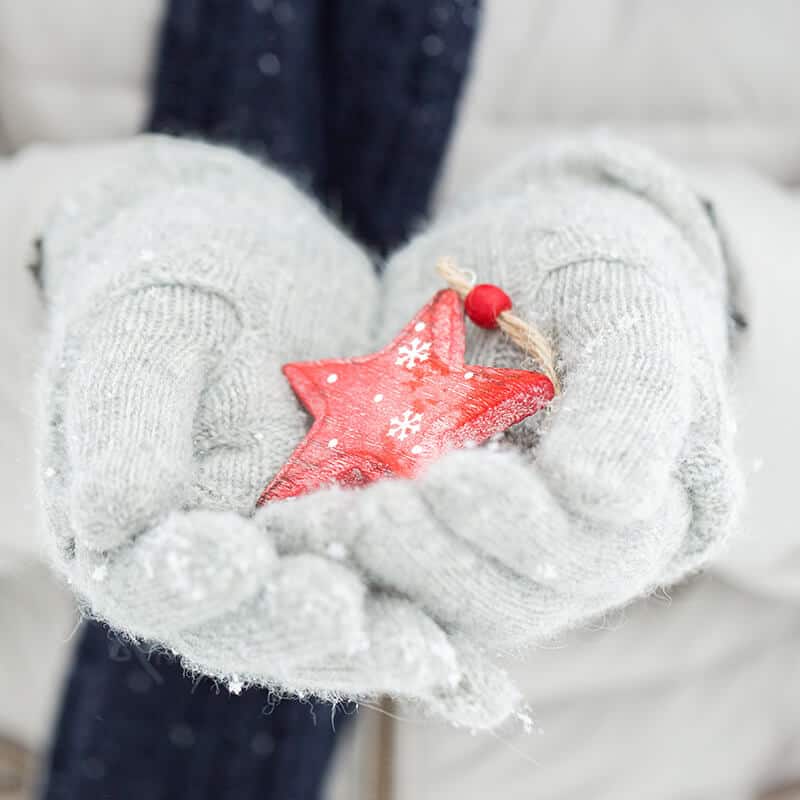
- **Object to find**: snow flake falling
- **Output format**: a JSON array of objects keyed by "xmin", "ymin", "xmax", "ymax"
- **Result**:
[
  {"xmin": 387, "ymin": 410, "xmax": 423, "ymax": 441},
  {"xmin": 395, "ymin": 337, "xmax": 431, "ymax": 369},
  {"xmin": 257, "ymin": 52, "xmax": 281, "ymax": 76}
]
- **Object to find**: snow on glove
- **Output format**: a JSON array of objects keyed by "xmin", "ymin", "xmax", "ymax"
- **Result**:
[
  {"xmin": 38, "ymin": 136, "xmax": 516, "ymax": 727},
  {"xmin": 263, "ymin": 136, "xmax": 742, "ymax": 648}
]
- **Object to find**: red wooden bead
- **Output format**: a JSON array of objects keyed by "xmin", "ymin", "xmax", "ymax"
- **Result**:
[{"xmin": 464, "ymin": 284, "xmax": 513, "ymax": 329}]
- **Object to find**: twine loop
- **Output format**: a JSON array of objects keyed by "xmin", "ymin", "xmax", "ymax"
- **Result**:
[{"xmin": 437, "ymin": 257, "xmax": 561, "ymax": 394}]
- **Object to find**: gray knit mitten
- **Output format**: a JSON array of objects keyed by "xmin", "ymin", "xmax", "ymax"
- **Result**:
[
  {"xmin": 38, "ymin": 136, "xmax": 516, "ymax": 727},
  {"xmin": 264, "ymin": 137, "xmax": 741, "ymax": 647}
]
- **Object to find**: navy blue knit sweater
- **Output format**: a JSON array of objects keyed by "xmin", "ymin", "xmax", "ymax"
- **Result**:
[
  {"xmin": 42, "ymin": 3, "xmax": 478, "ymax": 799},
  {"xmin": 150, "ymin": 0, "xmax": 479, "ymax": 254}
]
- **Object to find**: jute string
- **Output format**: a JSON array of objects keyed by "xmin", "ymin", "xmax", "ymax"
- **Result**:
[{"xmin": 437, "ymin": 257, "xmax": 561, "ymax": 393}]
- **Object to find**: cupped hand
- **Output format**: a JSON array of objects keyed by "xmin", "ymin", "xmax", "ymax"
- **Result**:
[
  {"xmin": 263, "ymin": 137, "xmax": 741, "ymax": 648},
  {"xmin": 39, "ymin": 136, "xmax": 515, "ymax": 726}
]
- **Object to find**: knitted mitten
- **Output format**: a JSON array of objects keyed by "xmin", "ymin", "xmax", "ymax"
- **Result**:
[
  {"xmin": 263, "ymin": 136, "xmax": 742, "ymax": 647},
  {"xmin": 38, "ymin": 136, "xmax": 516, "ymax": 727}
]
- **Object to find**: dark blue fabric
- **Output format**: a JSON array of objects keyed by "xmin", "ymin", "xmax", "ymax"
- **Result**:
[
  {"xmin": 43, "ymin": 2, "xmax": 478, "ymax": 798},
  {"xmin": 43, "ymin": 622, "xmax": 344, "ymax": 800},
  {"xmin": 149, "ymin": 0, "xmax": 480, "ymax": 254}
]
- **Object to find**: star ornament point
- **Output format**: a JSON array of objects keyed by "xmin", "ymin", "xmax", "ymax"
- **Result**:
[{"xmin": 259, "ymin": 290, "xmax": 554, "ymax": 504}]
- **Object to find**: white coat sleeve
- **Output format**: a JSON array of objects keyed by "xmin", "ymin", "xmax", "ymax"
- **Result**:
[
  {"xmin": 0, "ymin": 143, "xmax": 139, "ymax": 574},
  {"xmin": 693, "ymin": 166, "xmax": 800, "ymax": 600}
]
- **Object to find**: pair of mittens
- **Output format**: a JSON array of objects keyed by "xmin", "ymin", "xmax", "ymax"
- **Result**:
[{"xmin": 40, "ymin": 135, "xmax": 739, "ymax": 728}]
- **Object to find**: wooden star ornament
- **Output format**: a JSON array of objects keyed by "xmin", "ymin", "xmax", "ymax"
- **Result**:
[{"xmin": 258, "ymin": 289, "xmax": 554, "ymax": 504}]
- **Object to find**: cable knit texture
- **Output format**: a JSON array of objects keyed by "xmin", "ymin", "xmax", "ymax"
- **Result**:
[
  {"xmin": 265, "ymin": 135, "xmax": 741, "ymax": 647},
  {"xmin": 39, "ymin": 133, "xmax": 739, "ymax": 728},
  {"xmin": 39, "ymin": 136, "xmax": 516, "ymax": 729}
]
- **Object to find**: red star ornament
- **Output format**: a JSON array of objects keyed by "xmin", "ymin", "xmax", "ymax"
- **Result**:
[{"xmin": 259, "ymin": 289, "xmax": 554, "ymax": 504}]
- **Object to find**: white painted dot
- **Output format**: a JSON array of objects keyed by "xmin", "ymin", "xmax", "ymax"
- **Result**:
[
  {"xmin": 411, "ymin": 445, "xmax": 423, "ymax": 455},
  {"xmin": 373, "ymin": 393, "xmax": 383, "ymax": 403},
  {"xmin": 328, "ymin": 438, "xmax": 338, "ymax": 448},
  {"xmin": 464, "ymin": 371, "xmax": 474, "ymax": 380},
  {"xmin": 327, "ymin": 373, "xmax": 338, "ymax": 384},
  {"xmin": 414, "ymin": 322, "xmax": 426, "ymax": 332}
]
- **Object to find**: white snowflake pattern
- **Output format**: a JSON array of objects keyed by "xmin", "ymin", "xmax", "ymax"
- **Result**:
[
  {"xmin": 387, "ymin": 409, "xmax": 423, "ymax": 441},
  {"xmin": 395, "ymin": 337, "xmax": 431, "ymax": 369}
]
